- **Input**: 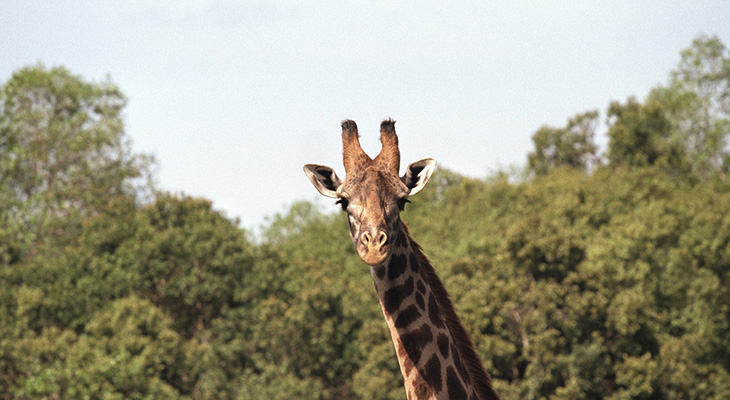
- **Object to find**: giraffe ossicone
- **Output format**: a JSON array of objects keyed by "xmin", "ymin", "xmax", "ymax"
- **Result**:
[{"xmin": 304, "ymin": 120, "xmax": 500, "ymax": 400}]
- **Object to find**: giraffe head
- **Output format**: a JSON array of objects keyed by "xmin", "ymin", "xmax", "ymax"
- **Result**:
[{"xmin": 304, "ymin": 119, "xmax": 436, "ymax": 266}]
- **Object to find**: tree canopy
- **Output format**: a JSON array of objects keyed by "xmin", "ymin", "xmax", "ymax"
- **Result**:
[
  {"xmin": 527, "ymin": 110, "xmax": 600, "ymax": 175},
  {"xmin": 0, "ymin": 65, "xmax": 152, "ymax": 265}
]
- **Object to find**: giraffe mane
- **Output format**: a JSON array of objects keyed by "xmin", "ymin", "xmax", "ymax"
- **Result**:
[{"xmin": 401, "ymin": 221, "xmax": 500, "ymax": 399}]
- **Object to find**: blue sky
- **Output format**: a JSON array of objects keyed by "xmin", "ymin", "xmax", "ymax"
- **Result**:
[{"xmin": 2, "ymin": 1, "xmax": 729, "ymax": 231}]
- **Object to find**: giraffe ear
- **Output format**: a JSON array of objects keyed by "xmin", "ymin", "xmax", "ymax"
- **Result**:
[
  {"xmin": 303, "ymin": 164, "xmax": 342, "ymax": 198},
  {"xmin": 401, "ymin": 158, "xmax": 436, "ymax": 196}
]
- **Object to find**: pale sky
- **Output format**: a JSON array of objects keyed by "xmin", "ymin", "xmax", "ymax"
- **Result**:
[{"xmin": 3, "ymin": 1, "xmax": 729, "ymax": 232}]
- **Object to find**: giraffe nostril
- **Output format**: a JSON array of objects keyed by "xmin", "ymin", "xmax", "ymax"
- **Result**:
[
  {"xmin": 362, "ymin": 229, "xmax": 388, "ymax": 249},
  {"xmin": 377, "ymin": 232, "xmax": 388, "ymax": 246},
  {"xmin": 361, "ymin": 231, "xmax": 372, "ymax": 245}
]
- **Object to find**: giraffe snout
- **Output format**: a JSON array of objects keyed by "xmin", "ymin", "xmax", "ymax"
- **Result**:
[
  {"xmin": 358, "ymin": 226, "xmax": 390, "ymax": 266},
  {"xmin": 361, "ymin": 229, "xmax": 388, "ymax": 247}
]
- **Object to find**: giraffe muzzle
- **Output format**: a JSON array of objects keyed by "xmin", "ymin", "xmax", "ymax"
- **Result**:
[{"xmin": 357, "ymin": 227, "xmax": 390, "ymax": 266}]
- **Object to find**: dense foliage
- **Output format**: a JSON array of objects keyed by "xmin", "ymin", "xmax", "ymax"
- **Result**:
[{"xmin": 2, "ymin": 37, "xmax": 729, "ymax": 399}]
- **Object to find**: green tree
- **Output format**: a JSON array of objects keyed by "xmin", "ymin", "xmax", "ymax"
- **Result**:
[
  {"xmin": 6, "ymin": 297, "xmax": 189, "ymax": 399},
  {"xmin": 0, "ymin": 193, "xmax": 258, "ymax": 398},
  {"xmin": 527, "ymin": 110, "xmax": 600, "ymax": 175},
  {"xmin": 46, "ymin": 193, "xmax": 255, "ymax": 337},
  {"xmin": 121, "ymin": 194, "xmax": 255, "ymax": 337},
  {"xmin": 606, "ymin": 36, "xmax": 730, "ymax": 179},
  {"xmin": 648, "ymin": 35, "xmax": 730, "ymax": 177},
  {"xmin": 606, "ymin": 97, "xmax": 686, "ymax": 172},
  {"xmin": 0, "ymin": 64, "xmax": 151, "ymax": 264}
]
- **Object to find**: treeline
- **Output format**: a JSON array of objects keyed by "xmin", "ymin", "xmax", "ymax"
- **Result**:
[{"xmin": 1, "ymin": 36, "xmax": 729, "ymax": 399}]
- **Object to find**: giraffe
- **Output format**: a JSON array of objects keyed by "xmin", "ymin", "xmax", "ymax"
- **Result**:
[{"xmin": 303, "ymin": 120, "xmax": 501, "ymax": 400}]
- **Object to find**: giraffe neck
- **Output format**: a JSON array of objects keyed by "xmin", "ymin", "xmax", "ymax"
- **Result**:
[{"xmin": 370, "ymin": 222, "xmax": 500, "ymax": 400}]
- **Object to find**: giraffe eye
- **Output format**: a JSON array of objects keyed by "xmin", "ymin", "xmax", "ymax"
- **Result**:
[
  {"xmin": 336, "ymin": 197, "xmax": 349, "ymax": 211},
  {"xmin": 397, "ymin": 198, "xmax": 410, "ymax": 211}
]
